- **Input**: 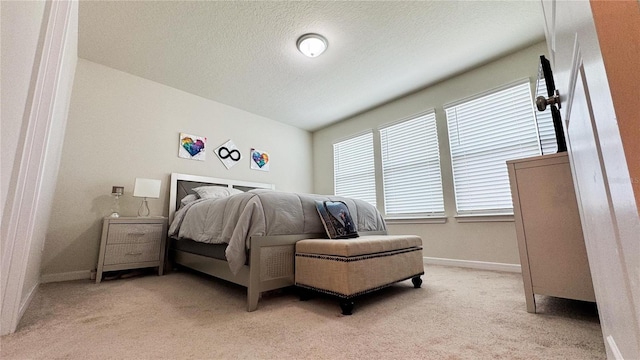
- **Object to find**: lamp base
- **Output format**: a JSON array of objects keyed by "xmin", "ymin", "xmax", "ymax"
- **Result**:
[
  {"xmin": 110, "ymin": 193, "xmax": 121, "ymax": 218},
  {"xmin": 137, "ymin": 198, "xmax": 150, "ymax": 217}
]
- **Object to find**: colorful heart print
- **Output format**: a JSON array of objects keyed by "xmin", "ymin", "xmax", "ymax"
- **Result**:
[
  {"xmin": 252, "ymin": 151, "xmax": 269, "ymax": 168},
  {"xmin": 182, "ymin": 137, "xmax": 205, "ymax": 157}
]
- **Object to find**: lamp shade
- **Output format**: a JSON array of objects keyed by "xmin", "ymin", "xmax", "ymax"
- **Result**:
[{"xmin": 133, "ymin": 178, "xmax": 161, "ymax": 199}]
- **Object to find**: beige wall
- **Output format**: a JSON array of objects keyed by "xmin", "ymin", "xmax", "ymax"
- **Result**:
[
  {"xmin": 42, "ymin": 59, "xmax": 313, "ymax": 276},
  {"xmin": 313, "ymin": 41, "xmax": 548, "ymax": 265}
]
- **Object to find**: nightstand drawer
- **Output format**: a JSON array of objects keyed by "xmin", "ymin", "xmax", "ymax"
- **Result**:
[
  {"xmin": 106, "ymin": 223, "xmax": 163, "ymax": 245},
  {"xmin": 97, "ymin": 216, "xmax": 167, "ymax": 283},
  {"xmin": 104, "ymin": 242, "xmax": 161, "ymax": 265}
]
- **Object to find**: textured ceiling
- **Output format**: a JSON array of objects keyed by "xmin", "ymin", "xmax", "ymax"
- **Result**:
[{"xmin": 78, "ymin": 1, "xmax": 545, "ymax": 132}]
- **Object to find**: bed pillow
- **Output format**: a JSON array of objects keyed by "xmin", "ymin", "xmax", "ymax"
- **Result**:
[
  {"xmin": 192, "ymin": 186, "xmax": 243, "ymax": 200},
  {"xmin": 248, "ymin": 188, "xmax": 273, "ymax": 193},
  {"xmin": 315, "ymin": 200, "xmax": 359, "ymax": 239},
  {"xmin": 180, "ymin": 194, "xmax": 199, "ymax": 208}
]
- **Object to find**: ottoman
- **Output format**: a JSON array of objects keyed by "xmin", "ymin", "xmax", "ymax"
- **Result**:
[{"xmin": 295, "ymin": 235, "xmax": 424, "ymax": 315}]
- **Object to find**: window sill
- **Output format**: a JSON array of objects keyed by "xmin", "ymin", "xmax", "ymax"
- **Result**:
[
  {"xmin": 454, "ymin": 214, "xmax": 514, "ymax": 223},
  {"xmin": 385, "ymin": 217, "xmax": 448, "ymax": 225}
]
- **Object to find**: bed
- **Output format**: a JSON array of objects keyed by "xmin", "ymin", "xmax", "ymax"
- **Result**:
[{"xmin": 167, "ymin": 173, "xmax": 387, "ymax": 311}]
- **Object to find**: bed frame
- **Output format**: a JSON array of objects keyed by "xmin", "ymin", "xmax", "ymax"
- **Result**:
[{"xmin": 168, "ymin": 173, "xmax": 387, "ymax": 312}]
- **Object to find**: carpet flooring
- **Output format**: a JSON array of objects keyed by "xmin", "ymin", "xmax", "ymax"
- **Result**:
[{"xmin": 1, "ymin": 265, "xmax": 604, "ymax": 359}]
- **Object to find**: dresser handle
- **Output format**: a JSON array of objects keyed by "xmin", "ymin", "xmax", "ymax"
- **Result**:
[
  {"xmin": 128, "ymin": 232, "xmax": 146, "ymax": 236},
  {"xmin": 125, "ymin": 252, "xmax": 143, "ymax": 256}
]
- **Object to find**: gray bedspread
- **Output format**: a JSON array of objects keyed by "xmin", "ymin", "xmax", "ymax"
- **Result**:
[{"xmin": 168, "ymin": 190, "xmax": 386, "ymax": 274}]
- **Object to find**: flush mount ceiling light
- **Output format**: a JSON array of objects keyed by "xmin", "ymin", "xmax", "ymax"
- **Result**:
[{"xmin": 297, "ymin": 33, "xmax": 328, "ymax": 58}]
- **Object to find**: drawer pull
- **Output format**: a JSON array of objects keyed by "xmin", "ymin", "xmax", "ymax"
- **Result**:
[
  {"xmin": 128, "ymin": 232, "xmax": 147, "ymax": 236},
  {"xmin": 125, "ymin": 252, "xmax": 143, "ymax": 256}
]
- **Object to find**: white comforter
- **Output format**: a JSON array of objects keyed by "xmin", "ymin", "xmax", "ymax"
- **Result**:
[{"xmin": 168, "ymin": 190, "xmax": 386, "ymax": 274}]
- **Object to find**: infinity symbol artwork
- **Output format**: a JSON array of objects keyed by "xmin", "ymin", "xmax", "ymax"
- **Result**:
[
  {"xmin": 217, "ymin": 146, "xmax": 241, "ymax": 161},
  {"xmin": 215, "ymin": 140, "xmax": 242, "ymax": 169}
]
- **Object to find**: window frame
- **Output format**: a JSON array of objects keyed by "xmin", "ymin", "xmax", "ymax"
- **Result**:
[
  {"xmin": 332, "ymin": 130, "xmax": 377, "ymax": 207},
  {"xmin": 444, "ymin": 79, "xmax": 542, "ymax": 216},
  {"xmin": 379, "ymin": 110, "xmax": 445, "ymax": 219}
]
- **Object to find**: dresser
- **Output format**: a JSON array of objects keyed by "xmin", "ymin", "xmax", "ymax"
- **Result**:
[
  {"xmin": 507, "ymin": 153, "xmax": 595, "ymax": 313},
  {"xmin": 96, "ymin": 216, "xmax": 167, "ymax": 283}
]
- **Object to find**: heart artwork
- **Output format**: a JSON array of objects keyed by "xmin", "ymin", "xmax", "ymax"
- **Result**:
[
  {"xmin": 182, "ymin": 137, "xmax": 205, "ymax": 157},
  {"xmin": 252, "ymin": 151, "xmax": 269, "ymax": 168}
]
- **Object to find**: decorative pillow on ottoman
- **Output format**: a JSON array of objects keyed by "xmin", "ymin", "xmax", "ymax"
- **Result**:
[{"xmin": 315, "ymin": 200, "xmax": 359, "ymax": 239}]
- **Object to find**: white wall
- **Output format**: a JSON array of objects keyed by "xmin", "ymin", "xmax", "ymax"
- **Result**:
[
  {"xmin": 313, "ymin": 42, "xmax": 548, "ymax": 266},
  {"xmin": 1, "ymin": 1, "xmax": 46, "ymax": 233},
  {"xmin": 1, "ymin": 0, "xmax": 47, "ymax": 313},
  {"xmin": 23, "ymin": 1, "xmax": 78, "ymax": 298},
  {"xmin": 41, "ymin": 59, "xmax": 313, "ymax": 278},
  {"xmin": 1, "ymin": 0, "xmax": 78, "ymax": 334}
]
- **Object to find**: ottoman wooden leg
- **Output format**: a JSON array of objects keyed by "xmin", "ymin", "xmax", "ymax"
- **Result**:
[
  {"xmin": 340, "ymin": 300, "xmax": 354, "ymax": 315},
  {"xmin": 412, "ymin": 276, "xmax": 423, "ymax": 288}
]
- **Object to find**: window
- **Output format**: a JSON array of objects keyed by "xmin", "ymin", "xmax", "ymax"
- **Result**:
[
  {"xmin": 333, "ymin": 132, "xmax": 376, "ymax": 207},
  {"xmin": 380, "ymin": 111, "xmax": 444, "ymax": 217},
  {"xmin": 445, "ymin": 81, "xmax": 541, "ymax": 215}
]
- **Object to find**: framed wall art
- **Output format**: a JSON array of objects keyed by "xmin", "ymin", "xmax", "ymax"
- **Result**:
[
  {"xmin": 179, "ymin": 133, "xmax": 206, "ymax": 161},
  {"xmin": 250, "ymin": 148, "xmax": 270, "ymax": 172}
]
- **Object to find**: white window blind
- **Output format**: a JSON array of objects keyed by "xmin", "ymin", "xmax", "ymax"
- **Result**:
[
  {"xmin": 333, "ymin": 132, "xmax": 376, "ymax": 207},
  {"xmin": 534, "ymin": 77, "xmax": 558, "ymax": 154},
  {"xmin": 445, "ymin": 81, "xmax": 541, "ymax": 215},
  {"xmin": 380, "ymin": 111, "xmax": 444, "ymax": 216}
]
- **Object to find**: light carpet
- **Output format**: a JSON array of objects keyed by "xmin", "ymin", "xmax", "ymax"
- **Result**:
[{"xmin": 1, "ymin": 265, "xmax": 604, "ymax": 359}]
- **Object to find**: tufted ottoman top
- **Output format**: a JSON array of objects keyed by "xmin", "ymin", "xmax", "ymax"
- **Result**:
[{"xmin": 296, "ymin": 235, "xmax": 422, "ymax": 257}]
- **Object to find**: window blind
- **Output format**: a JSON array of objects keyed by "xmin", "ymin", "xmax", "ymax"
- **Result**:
[
  {"xmin": 534, "ymin": 77, "xmax": 558, "ymax": 154},
  {"xmin": 333, "ymin": 132, "xmax": 376, "ymax": 207},
  {"xmin": 380, "ymin": 111, "xmax": 444, "ymax": 216},
  {"xmin": 445, "ymin": 81, "xmax": 541, "ymax": 215}
]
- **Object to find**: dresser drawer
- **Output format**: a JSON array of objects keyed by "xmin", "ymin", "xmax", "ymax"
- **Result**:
[
  {"xmin": 106, "ymin": 223, "xmax": 163, "ymax": 245},
  {"xmin": 104, "ymin": 242, "xmax": 161, "ymax": 265}
]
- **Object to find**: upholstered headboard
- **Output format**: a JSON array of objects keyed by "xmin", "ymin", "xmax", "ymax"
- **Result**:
[{"xmin": 168, "ymin": 173, "xmax": 275, "ymax": 223}]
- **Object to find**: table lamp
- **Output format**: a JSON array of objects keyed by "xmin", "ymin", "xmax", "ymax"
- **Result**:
[{"xmin": 133, "ymin": 178, "xmax": 161, "ymax": 217}]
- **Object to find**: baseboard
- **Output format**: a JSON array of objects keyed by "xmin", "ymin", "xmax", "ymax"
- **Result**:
[
  {"xmin": 41, "ymin": 260, "xmax": 521, "ymax": 282},
  {"xmin": 423, "ymin": 256, "xmax": 521, "ymax": 273},
  {"xmin": 40, "ymin": 270, "xmax": 92, "ymax": 283},
  {"xmin": 18, "ymin": 283, "xmax": 39, "ymax": 321},
  {"xmin": 605, "ymin": 336, "xmax": 624, "ymax": 360}
]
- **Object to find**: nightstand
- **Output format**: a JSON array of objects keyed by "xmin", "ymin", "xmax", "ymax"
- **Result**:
[{"xmin": 96, "ymin": 216, "xmax": 167, "ymax": 283}]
